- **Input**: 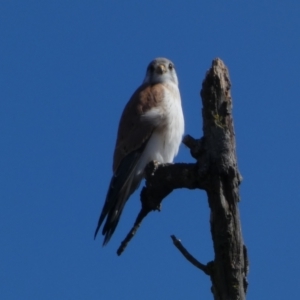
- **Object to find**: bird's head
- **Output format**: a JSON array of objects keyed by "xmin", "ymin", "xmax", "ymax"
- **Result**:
[{"xmin": 143, "ymin": 57, "xmax": 179, "ymax": 86}]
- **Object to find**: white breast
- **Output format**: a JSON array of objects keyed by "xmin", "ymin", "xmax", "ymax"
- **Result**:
[{"xmin": 136, "ymin": 82, "xmax": 184, "ymax": 175}]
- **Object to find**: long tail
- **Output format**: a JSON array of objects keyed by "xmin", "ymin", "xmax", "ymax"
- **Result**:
[{"xmin": 94, "ymin": 150, "xmax": 143, "ymax": 245}]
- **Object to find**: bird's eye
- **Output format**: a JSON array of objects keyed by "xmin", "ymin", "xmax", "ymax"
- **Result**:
[
  {"xmin": 168, "ymin": 63, "xmax": 173, "ymax": 70},
  {"xmin": 148, "ymin": 65, "xmax": 155, "ymax": 72}
]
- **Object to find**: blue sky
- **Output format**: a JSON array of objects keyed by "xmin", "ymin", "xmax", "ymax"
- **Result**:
[{"xmin": 1, "ymin": 1, "xmax": 300, "ymax": 299}]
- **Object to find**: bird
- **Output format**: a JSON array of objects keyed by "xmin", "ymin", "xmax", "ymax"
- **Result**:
[{"xmin": 94, "ymin": 57, "xmax": 184, "ymax": 245}]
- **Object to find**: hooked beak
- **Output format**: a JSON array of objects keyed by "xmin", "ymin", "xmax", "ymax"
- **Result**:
[{"xmin": 156, "ymin": 64, "xmax": 166, "ymax": 75}]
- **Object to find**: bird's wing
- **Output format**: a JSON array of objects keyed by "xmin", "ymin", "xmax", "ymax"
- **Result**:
[
  {"xmin": 112, "ymin": 83, "xmax": 165, "ymax": 172},
  {"xmin": 94, "ymin": 83, "xmax": 166, "ymax": 244}
]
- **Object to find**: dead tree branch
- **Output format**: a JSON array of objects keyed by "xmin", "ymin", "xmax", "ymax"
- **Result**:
[
  {"xmin": 117, "ymin": 162, "xmax": 206, "ymax": 255},
  {"xmin": 199, "ymin": 58, "xmax": 247, "ymax": 299},
  {"xmin": 171, "ymin": 235, "xmax": 212, "ymax": 275}
]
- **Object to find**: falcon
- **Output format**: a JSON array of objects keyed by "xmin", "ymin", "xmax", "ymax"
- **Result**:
[{"xmin": 94, "ymin": 57, "xmax": 184, "ymax": 245}]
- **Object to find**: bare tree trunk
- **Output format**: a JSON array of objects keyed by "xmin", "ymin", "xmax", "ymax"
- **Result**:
[
  {"xmin": 200, "ymin": 58, "xmax": 248, "ymax": 299},
  {"xmin": 117, "ymin": 58, "xmax": 248, "ymax": 300}
]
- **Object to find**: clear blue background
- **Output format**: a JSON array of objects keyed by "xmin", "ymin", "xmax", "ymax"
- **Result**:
[{"xmin": 1, "ymin": 1, "xmax": 299, "ymax": 299}]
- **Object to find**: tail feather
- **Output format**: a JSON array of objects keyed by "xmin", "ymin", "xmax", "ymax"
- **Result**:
[
  {"xmin": 94, "ymin": 149, "xmax": 144, "ymax": 244},
  {"xmin": 102, "ymin": 174, "xmax": 135, "ymax": 245}
]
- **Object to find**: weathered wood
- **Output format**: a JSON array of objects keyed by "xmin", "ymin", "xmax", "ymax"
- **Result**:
[
  {"xmin": 117, "ymin": 162, "xmax": 206, "ymax": 256},
  {"xmin": 200, "ymin": 58, "xmax": 247, "ymax": 299}
]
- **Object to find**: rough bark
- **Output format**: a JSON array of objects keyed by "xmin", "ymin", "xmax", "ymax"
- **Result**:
[
  {"xmin": 200, "ymin": 59, "xmax": 248, "ymax": 299},
  {"xmin": 118, "ymin": 58, "xmax": 248, "ymax": 300}
]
